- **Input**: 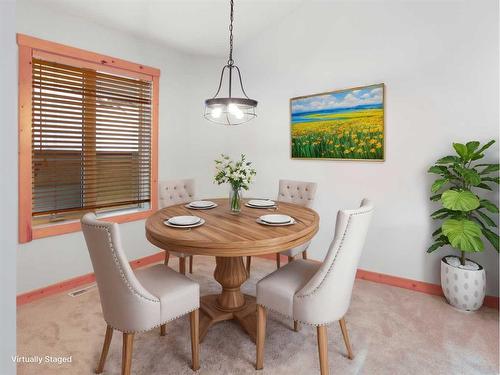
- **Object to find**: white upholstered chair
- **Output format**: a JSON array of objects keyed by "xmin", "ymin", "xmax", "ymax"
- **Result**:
[
  {"xmin": 159, "ymin": 179, "xmax": 196, "ymax": 274},
  {"xmin": 81, "ymin": 213, "xmax": 200, "ymax": 375},
  {"xmin": 255, "ymin": 199, "xmax": 373, "ymax": 375},
  {"xmin": 245, "ymin": 179, "xmax": 317, "ymax": 274},
  {"xmin": 276, "ymin": 179, "xmax": 317, "ymax": 267}
]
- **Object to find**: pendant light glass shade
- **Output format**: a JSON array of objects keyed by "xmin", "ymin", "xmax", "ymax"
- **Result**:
[
  {"xmin": 204, "ymin": 97, "xmax": 257, "ymax": 125},
  {"xmin": 204, "ymin": 0, "xmax": 257, "ymax": 126}
]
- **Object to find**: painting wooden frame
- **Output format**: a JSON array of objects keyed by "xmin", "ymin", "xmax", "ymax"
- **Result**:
[{"xmin": 290, "ymin": 83, "xmax": 385, "ymax": 161}]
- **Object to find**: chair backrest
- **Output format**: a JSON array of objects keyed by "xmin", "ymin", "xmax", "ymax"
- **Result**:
[
  {"xmin": 159, "ymin": 179, "xmax": 195, "ymax": 208},
  {"xmin": 277, "ymin": 179, "xmax": 317, "ymax": 208},
  {"xmin": 294, "ymin": 199, "xmax": 373, "ymax": 324},
  {"xmin": 81, "ymin": 213, "xmax": 159, "ymax": 332}
]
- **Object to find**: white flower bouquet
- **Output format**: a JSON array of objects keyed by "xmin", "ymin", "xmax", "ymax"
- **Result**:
[{"xmin": 214, "ymin": 154, "xmax": 256, "ymax": 212}]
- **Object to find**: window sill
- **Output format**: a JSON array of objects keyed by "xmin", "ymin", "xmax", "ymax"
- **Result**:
[{"xmin": 30, "ymin": 208, "xmax": 154, "ymax": 241}]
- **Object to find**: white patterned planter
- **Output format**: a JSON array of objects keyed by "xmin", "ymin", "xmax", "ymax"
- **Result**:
[{"xmin": 441, "ymin": 256, "xmax": 486, "ymax": 311}]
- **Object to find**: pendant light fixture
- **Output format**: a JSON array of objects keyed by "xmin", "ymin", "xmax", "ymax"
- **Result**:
[{"xmin": 204, "ymin": 0, "xmax": 257, "ymax": 125}]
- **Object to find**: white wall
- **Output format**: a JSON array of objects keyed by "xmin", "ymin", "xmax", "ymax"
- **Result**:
[
  {"xmin": 16, "ymin": 0, "xmax": 195, "ymax": 293},
  {"xmin": 183, "ymin": 0, "xmax": 500, "ymax": 296},
  {"xmin": 16, "ymin": 0, "xmax": 499, "ymax": 298},
  {"xmin": 1, "ymin": 1, "xmax": 18, "ymax": 372}
]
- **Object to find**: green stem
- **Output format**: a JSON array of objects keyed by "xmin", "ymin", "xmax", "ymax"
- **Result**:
[
  {"xmin": 230, "ymin": 186, "xmax": 241, "ymax": 212},
  {"xmin": 460, "ymin": 251, "xmax": 465, "ymax": 266}
]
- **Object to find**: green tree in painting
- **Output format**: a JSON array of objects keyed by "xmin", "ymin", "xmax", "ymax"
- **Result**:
[{"xmin": 427, "ymin": 140, "xmax": 499, "ymax": 265}]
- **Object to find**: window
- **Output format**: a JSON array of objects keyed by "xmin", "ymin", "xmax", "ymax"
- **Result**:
[
  {"xmin": 18, "ymin": 34, "xmax": 159, "ymax": 243},
  {"xmin": 32, "ymin": 59, "xmax": 152, "ymax": 221}
]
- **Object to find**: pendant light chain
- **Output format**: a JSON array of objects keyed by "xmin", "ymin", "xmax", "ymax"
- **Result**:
[
  {"xmin": 228, "ymin": 0, "xmax": 234, "ymax": 66},
  {"xmin": 204, "ymin": 0, "xmax": 257, "ymax": 125}
]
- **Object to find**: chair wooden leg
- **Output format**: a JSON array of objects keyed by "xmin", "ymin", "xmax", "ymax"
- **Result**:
[
  {"xmin": 256, "ymin": 304, "xmax": 267, "ymax": 370},
  {"xmin": 317, "ymin": 326, "xmax": 329, "ymax": 375},
  {"xmin": 164, "ymin": 251, "xmax": 170, "ymax": 265},
  {"xmin": 302, "ymin": 250, "xmax": 308, "ymax": 260},
  {"xmin": 293, "ymin": 320, "xmax": 300, "ymax": 332},
  {"xmin": 246, "ymin": 256, "xmax": 252, "ymax": 274},
  {"xmin": 179, "ymin": 257, "xmax": 186, "ymax": 275},
  {"xmin": 339, "ymin": 318, "xmax": 354, "ymax": 360},
  {"xmin": 288, "ymin": 255, "xmax": 294, "ymax": 263},
  {"xmin": 95, "ymin": 325, "xmax": 113, "ymax": 374},
  {"xmin": 189, "ymin": 256, "xmax": 194, "ymax": 274},
  {"xmin": 276, "ymin": 253, "xmax": 281, "ymax": 269},
  {"xmin": 160, "ymin": 324, "xmax": 166, "ymax": 336},
  {"xmin": 122, "ymin": 332, "xmax": 134, "ymax": 375},
  {"xmin": 190, "ymin": 309, "xmax": 200, "ymax": 371}
]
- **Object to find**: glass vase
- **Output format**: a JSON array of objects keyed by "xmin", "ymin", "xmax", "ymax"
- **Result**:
[{"xmin": 229, "ymin": 186, "xmax": 242, "ymax": 214}]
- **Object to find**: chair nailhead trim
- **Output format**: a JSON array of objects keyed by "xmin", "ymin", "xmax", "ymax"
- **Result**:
[
  {"xmin": 107, "ymin": 305, "xmax": 200, "ymax": 334},
  {"xmin": 84, "ymin": 221, "xmax": 202, "ymax": 332},
  {"xmin": 257, "ymin": 302, "xmax": 327, "ymax": 327},
  {"xmin": 290, "ymin": 208, "xmax": 373, "ymax": 326},
  {"xmin": 295, "ymin": 208, "xmax": 373, "ymax": 300},
  {"xmin": 82, "ymin": 222, "xmax": 159, "ymax": 304}
]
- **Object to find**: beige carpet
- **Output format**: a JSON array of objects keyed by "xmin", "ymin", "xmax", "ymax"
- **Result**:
[{"xmin": 17, "ymin": 257, "xmax": 499, "ymax": 375}]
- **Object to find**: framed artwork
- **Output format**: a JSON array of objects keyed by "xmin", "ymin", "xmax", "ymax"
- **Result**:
[{"xmin": 290, "ymin": 83, "xmax": 385, "ymax": 161}]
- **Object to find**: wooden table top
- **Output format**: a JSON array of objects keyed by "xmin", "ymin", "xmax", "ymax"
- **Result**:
[{"xmin": 145, "ymin": 198, "xmax": 319, "ymax": 257}]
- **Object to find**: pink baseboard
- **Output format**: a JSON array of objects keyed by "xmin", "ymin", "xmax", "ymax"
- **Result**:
[
  {"xmin": 17, "ymin": 252, "xmax": 499, "ymax": 310},
  {"xmin": 355, "ymin": 269, "xmax": 444, "ymax": 295},
  {"xmin": 484, "ymin": 296, "xmax": 500, "ymax": 309},
  {"xmin": 16, "ymin": 252, "xmax": 165, "ymax": 306},
  {"xmin": 259, "ymin": 255, "xmax": 499, "ymax": 309},
  {"xmin": 355, "ymin": 268, "xmax": 499, "ymax": 309}
]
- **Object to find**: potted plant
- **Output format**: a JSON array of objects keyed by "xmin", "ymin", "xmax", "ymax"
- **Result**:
[
  {"xmin": 214, "ymin": 154, "xmax": 256, "ymax": 213},
  {"xmin": 428, "ymin": 140, "xmax": 499, "ymax": 311}
]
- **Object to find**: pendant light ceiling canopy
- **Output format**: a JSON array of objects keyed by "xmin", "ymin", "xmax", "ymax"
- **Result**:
[{"xmin": 204, "ymin": 0, "xmax": 257, "ymax": 126}]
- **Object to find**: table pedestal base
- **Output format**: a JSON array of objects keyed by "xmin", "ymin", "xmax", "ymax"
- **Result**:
[
  {"xmin": 198, "ymin": 256, "xmax": 256, "ymax": 342},
  {"xmin": 199, "ymin": 294, "xmax": 257, "ymax": 343}
]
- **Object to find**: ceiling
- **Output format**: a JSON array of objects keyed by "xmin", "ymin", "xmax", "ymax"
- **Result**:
[{"xmin": 37, "ymin": 0, "xmax": 305, "ymax": 57}]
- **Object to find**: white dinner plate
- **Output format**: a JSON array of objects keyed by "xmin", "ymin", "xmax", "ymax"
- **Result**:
[
  {"xmin": 186, "ymin": 201, "xmax": 217, "ymax": 209},
  {"xmin": 247, "ymin": 199, "xmax": 276, "ymax": 207},
  {"xmin": 167, "ymin": 215, "xmax": 201, "ymax": 226},
  {"xmin": 259, "ymin": 214, "xmax": 293, "ymax": 224},
  {"xmin": 245, "ymin": 203, "xmax": 276, "ymax": 209},
  {"xmin": 256, "ymin": 218, "xmax": 295, "ymax": 226},
  {"xmin": 164, "ymin": 218, "xmax": 205, "ymax": 229}
]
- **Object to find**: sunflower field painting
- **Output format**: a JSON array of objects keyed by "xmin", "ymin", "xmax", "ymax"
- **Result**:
[{"xmin": 290, "ymin": 83, "xmax": 385, "ymax": 161}]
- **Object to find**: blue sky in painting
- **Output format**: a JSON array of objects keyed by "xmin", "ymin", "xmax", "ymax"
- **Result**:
[{"xmin": 291, "ymin": 84, "xmax": 383, "ymax": 114}]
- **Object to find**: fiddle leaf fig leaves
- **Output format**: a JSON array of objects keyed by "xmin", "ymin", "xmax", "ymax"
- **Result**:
[
  {"xmin": 476, "ymin": 183, "xmax": 492, "ymax": 191},
  {"xmin": 431, "ymin": 179, "xmax": 449, "ymax": 193},
  {"xmin": 442, "ymin": 219, "xmax": 483, "ymax": 252},
  {"xmin": 453, "ymin": 143, "xmax": 469, "ymax": 160},
  {"xmin": 480, "ymin": 164, "xmax": 499, "ymax": 175},
  {"xmin": 476, "ymin": 140, "xmax": 495, "ymax": 155},
  {"xmin": 430, "ymin": 194, "xmax": 442, "ymax": 202},
  {"xmin": 482, "ymin": 176, "xmax": 499, "ymax": 184},
  {"xmin": 466, "ymin": 141, "xmax": 480, "ymax": 153},
  {"xmin": 429, "ymin": 140, "xmax": 498, "ymax": 258},
  {"xmin": 482, "ymin": 228, "xmax": 499, "ymax": 252},
  {"xmin": 436, "ymin": 156, "xmax": 460, "ymax": 165},
  {"xmin": 428, "ymin": 165, "xmax": 449, "ymax": 176},
  {"xmin": 480, "ymin": 199, "xmax": 499, "ymax": 213},
  {"xmin": 441, "ymin": 190, "xmax": 480, "ymax": 212},
  {"xmin": 427, "ymin": 240, "xmax": 447, "ymax": 253},
  {"xmin": 475, "ymin": 210, "xmax": 497, "ymax": 227},
  {"xmin": 454, "ymin": 166, "xmax": 481, "ymax": 186},
  {"xmin": 430, "ymin": 208, "xmax": 454, "ymax": 220}
]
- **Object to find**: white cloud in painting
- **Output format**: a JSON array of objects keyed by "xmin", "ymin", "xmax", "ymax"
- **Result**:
[
  {"xmin": 291, "ymin": 85, "xmax": 383, "ymax": 113},
  {"xmin": 292, "ymin": 104, "xmax": 307, "ymax": 112}
]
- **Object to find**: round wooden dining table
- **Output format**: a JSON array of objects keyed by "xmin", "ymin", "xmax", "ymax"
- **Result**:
[{"xmin": 145, "ymin": 198, "xmax": 319, "ymax": 342}]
